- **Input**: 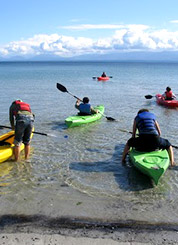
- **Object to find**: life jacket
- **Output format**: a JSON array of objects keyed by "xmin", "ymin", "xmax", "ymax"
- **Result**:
[
  {"xmin": 165, "ymin": 91, "xmax": 173, "ymax": 100},
  {"xmin": 135, "ymin": 111, "xmax": 158, "ymax": 135},
  {"xmin": 13, "ymin": 100, "xmax": 31, "ymax": 116},
  {"xmin": 79, "ymin": 103, "xmax": 91, "ymax": 115}
]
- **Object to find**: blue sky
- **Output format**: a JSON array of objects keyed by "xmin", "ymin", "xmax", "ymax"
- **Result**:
[{"xmin": 1, "ymin": 0, "xmax": 178, "ymax": 59}]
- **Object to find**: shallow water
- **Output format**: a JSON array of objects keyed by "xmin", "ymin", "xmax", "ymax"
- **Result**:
[{"xmin": 0, "ymin": 61, "xmax": 178, "ymax": 224}]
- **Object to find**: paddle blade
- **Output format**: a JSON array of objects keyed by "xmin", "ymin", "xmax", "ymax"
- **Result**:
[
  {"xmin": 92, "ymin": 77, "xmax": 97, "ymax": 79},
  {"xmin": 56, "ymin": 83, "xmax": 68, "ymax": 93},
  {"xmin": 145, "ymin": 95, "xmax": 153, "ymax": 99},
  {"xmin": 106, "ymin": 116, "xmax": 115, "ymax": 121}
]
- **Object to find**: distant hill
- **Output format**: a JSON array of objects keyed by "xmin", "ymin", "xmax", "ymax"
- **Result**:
[{"xmin": 1, "ymin": 51, "xmax": 178, "ymax": 62}]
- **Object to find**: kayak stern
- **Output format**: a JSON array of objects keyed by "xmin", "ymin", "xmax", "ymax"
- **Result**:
[{"xmin": 129, "ymin": 149, "xmax": 170, "ymax": 185}]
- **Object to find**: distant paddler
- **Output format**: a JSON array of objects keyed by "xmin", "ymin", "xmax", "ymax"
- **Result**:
[
  {"xmin": 101, "ymin": 72, "xmax": 107, "ymax": 77},
  {"xmin": 162, "ymin": 86, "xmax": 176, "ymax": 100}
]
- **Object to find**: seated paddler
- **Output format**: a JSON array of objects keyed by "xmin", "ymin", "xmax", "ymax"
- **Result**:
[{"xmin": 75, "ymin": 97, "xmax": 98, "ymax": 116}]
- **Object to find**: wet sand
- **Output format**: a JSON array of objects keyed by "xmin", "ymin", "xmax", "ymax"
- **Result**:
[{"xmin": 0, "ymin": 215, "xmax": 178, "ymax": 244}]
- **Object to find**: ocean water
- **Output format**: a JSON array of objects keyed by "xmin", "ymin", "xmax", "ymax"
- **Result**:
[{"xmin": 0, "ymin": 61, "xmax": 178, "ymax": 225}]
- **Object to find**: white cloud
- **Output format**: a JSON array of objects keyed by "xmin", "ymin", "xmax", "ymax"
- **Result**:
[
  {"xmin": 1, "ymin": 24, "xmax": 178, "ymax": 58},
  {"xmin": 170, "ymin": 20, "xmax": 178, "ymax": 24},
  {"xmin": 61, "ymin": 24, "xmax": 124, "ymax": 30},
  {"xmin": 60, "ymin": 23, "xmax": 150, "ymax": 31}
]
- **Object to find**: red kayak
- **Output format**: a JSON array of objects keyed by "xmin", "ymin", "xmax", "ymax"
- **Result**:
[
  {"xmin": 97, "ymin": 76, "xmax": 109, "ymax": 81},
  {"xmin": 156, "ymin": 94, "xmax": 178, "ymax": 108}
]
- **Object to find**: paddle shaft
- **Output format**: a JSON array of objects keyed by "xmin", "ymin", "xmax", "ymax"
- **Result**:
[
  {"xmin": 0, "ymin": 125, "xmax": 48, "ymax": 136},
  {"xmin": 67, "ymin": 91, "xmax": 81, "ymax": 100}
]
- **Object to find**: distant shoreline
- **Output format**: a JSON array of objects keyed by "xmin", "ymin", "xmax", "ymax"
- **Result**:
[{"xmin": 1, "ymin": 60, "xmax": 178, "ymax": 63}]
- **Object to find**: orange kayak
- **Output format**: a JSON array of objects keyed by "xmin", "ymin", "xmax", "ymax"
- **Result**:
[
  {"xmin": 156, "ymin": 94, "xmax": 178, "ymax": 108},
  {"xmin": 97, "ymin": 76, "xmax": 109, "ymax": 81}
]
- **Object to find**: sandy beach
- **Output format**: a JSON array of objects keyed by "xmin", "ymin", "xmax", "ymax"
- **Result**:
[
  {"xmin": 0, "ymin": 233, "xmax": 146, "ymax": 245},
  {"xmin": 0, "ymin": 229, "xmax": 178, "ymax": 244}
]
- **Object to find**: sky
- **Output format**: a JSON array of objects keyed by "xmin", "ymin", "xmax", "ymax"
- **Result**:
[{"xmin": 1, "ymin": 0, "xmax": 178, "ymax": 59}]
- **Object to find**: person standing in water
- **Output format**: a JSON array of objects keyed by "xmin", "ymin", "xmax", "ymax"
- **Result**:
[{"xmin": 9, "ymin": 99, "xmax": 34, "ymax": 161}]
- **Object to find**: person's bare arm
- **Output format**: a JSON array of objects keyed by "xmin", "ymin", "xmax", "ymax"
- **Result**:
[
  {"xmin": 75, "ymin": 99, "xmax": 80, "ymax": 109},
  {"xmin": 155, "ymin": 120, "xmax": 161, "ymax": 136},
  {"xmin": 91, "ymin": 107, "xmax": 98, "ymax": 114}
]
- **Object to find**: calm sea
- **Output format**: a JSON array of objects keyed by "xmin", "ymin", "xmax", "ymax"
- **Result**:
[{"xmin": 0, "ymin": 61, "xmax": 178, "ymax": 225}]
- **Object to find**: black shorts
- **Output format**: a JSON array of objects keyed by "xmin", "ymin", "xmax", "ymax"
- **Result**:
[
  {"xmin": 78, "ymin": 112, "xmax": 91, "ymax": 116},
  {"xmin": 128, "ymin": 134, "xmax": 171, "ymax": 152}
]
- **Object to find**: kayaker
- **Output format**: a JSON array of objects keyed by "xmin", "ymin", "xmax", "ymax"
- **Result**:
[
  {"xmin": 122, "ymin": 109, "xmax": 175, "ymax": 166},
  {"xmin": 75, "ymin": 97, "xmax": 98, "ymax": 116},
  {"xmin": 9, "ymin": 99, "xmax": 35, "ymax": 161},
  {"xmin": 162, "ymin": 86, "xmax": 176, "ymax": 100},
  {"xmin": 101, "ymin": 72, "xmax": 107, "ymax": 77}
]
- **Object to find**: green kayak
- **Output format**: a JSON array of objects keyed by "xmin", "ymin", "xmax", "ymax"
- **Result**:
[
  {"xmin": 129, "ymin": 149, "xmax": 170, "ymax": 185},
  {"xmin": 65, "ymin": 105, "xmax": 105, "ymax": 128}
]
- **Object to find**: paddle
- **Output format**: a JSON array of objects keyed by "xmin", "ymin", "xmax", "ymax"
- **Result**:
[
  {"xmin": 56, "ymin": 83, "xmax": 116, "ymax": 121},
  {"xmin": 92, "ymin": 76, "xmax": 113, "ymax": 79},
  {"xmin": 145, "ymin": 95, "xmax": 155, "ymax": 99},
  {"xmin": 145, "ymin": 94, "xmax": 178, "ymax": 99},
  {"xmin": 0, "ymin": 125, "xmax": 50, "ymax": 137}
]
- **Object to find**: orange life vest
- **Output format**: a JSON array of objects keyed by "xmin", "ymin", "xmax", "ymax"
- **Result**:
[{"xmin": 165, "ymin": 91, "xmax": 173, "ymax": 99}]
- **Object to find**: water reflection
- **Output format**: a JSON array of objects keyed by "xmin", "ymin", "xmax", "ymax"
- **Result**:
[
  {"xmin": 69, "ymin": 144, "xmax": 153, "ymax": 193},
  {"xmin": 0, "ymin": 161, "xmax": 14, "ymax": 190}
]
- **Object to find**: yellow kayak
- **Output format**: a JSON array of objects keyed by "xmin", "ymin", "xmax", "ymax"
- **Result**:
[{"xmin": 0, "ymin": 129, "xmax": 33, "ymax": 163}]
